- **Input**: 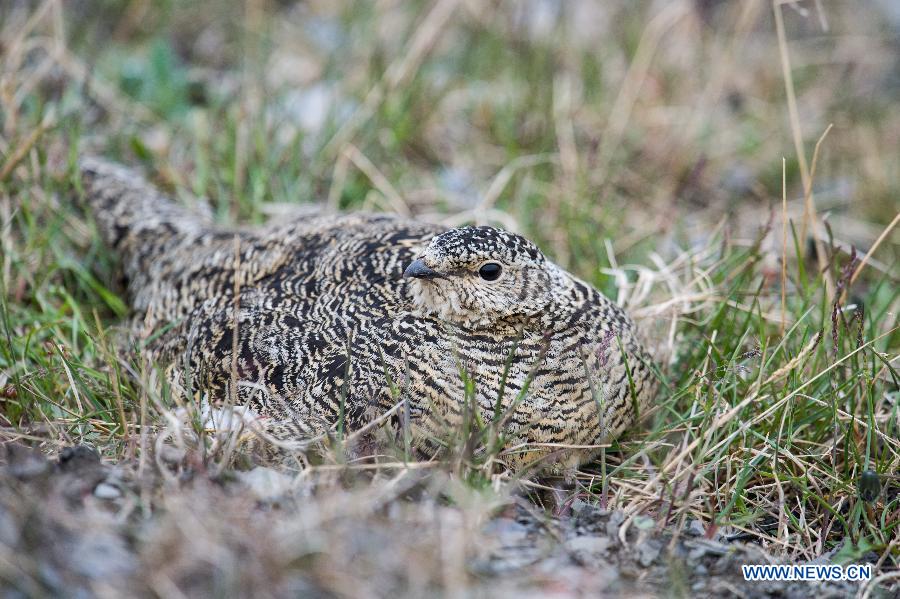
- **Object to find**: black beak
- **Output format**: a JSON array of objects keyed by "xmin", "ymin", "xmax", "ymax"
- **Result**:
[{"xmin": 403, "ymin": 259, "xmax": 441, "ymax": 279}]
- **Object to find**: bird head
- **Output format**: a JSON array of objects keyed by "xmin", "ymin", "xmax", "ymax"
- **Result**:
[{"xmin": 403, "ymin": 226, "xmax": 565, "ymax": 326}]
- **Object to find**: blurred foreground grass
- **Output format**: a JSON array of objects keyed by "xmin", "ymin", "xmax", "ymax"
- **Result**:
[{"xmin": 0, "ymin": 0, "xmax": 898, "ymax": 594}]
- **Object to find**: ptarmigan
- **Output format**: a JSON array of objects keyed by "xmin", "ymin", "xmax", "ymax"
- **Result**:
[{"xmin": 79, "ymin": 157, "xmax": 657, "ymax": 469}]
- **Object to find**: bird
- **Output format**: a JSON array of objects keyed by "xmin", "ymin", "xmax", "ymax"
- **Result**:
[{"xmin": 79, "ymin": 157, "xmax": 657, "ymax": 470}]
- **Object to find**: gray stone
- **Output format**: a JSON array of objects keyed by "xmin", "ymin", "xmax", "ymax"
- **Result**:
[
  {"xmin": 636, "ymin": 539, "xmax": 662, "ymax": 567},
  {"xmin": 237, "ymin": 466, "xmax": 295, "ymax": 502},
  {"xmin": 5, "ymin": 444, "xmax": 50, "ymax": 479},
  {"xmin": 565, "ymin": 535, "xmax": 610, "ymax": 556},
  {"xmin": 93, "ymin": 482, "xmax": 122, "ymax": 500}
]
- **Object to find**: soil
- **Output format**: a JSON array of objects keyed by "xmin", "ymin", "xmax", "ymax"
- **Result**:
[{"xmin": 0, "ymin": 443, "xmax": 887, "ymax": 598}]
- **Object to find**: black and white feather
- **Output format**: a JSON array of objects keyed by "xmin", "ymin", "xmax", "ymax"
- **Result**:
[{"xmin": 79, "ymin": 157, "xmax": 657, "ymax": 468}]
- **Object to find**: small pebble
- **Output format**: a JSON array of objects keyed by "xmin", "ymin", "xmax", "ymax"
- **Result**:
[
  {"xmin": 688, "ymin": 547, "xmax": 708, "ymax": 561},
  {"xmin": 237, "ymin": 466, "xmax": 294, "ymax": 502},
  {"xmin": 636, "ymin": 539, "xmax": 661, "ymax": 567},
  {"xmin": 5, "ymin": 444, "xmax": 51, "ymax": 479},
  {"xmin": 605, "ymin": 510, "xmax": 624, "ymax": 540},
  {"xmin": 565, "ymin": 535, "xmax": 610, "ymax": 556},
  {"xmin": 93, "ymin": 483, "xmax": 122, "ymax": 500},
  {"xmin": 482, "ymin": 518, "xmax": 530, "ymax": 546},
  {"xmin": 686, "ymin": 519, "xmax": 706, "ymax": 537},
  {"xmin": 570, "ymin": 498, "xmax": 588, "ymax": 514}
]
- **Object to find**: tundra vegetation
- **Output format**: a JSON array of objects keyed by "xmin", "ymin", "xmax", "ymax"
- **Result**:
[{"xmin": 0, "ymin": 0, "xmax": 897, "ymax": 596}]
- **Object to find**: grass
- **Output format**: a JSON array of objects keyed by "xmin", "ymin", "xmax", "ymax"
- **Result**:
[{"xmin": 1, "ymin": 0, "xmax": 898, "ymax": 594}]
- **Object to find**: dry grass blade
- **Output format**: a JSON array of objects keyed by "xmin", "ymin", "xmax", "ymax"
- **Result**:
[
  {"xmin": 0, "ymin": 114, "xmax": 54, "ymax": 181},
  {"xmin": 324, "ymin": 0, "xmax": 464, "ymax": 156},
  {"xmin": 773, "ymin": 0, "xmax": 835, "ymax": 296},
  {"xmin": 1, "ymin": 0, "xmax": 898, "ymax": 595},
  {"xmin": 343, "ymin": 144, "xmax": 411, "ymax": 216},
  {"xmin": 849, "ymin": 211, "xmax": 900, "ymax": 288}
]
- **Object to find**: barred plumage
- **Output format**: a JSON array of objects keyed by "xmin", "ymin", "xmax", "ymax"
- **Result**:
[{"xmin": 79, "ymin": 157, "xmax": 657, "ymax": 469}]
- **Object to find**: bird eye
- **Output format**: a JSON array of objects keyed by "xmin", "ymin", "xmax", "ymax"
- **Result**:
[{"xmin": 478, "ymin": 262, "xmax": 502, "ymax": 281}]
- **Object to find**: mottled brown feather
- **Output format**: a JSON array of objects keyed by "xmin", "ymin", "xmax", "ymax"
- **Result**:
[{"xmin": 79, "ymin": 157, "xmax": 657, "ymax": 468}]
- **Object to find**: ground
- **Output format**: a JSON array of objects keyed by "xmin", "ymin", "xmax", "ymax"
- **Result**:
[{"xmin": 0, "ymin": 1, "xmax": 898, "ymax": 597}]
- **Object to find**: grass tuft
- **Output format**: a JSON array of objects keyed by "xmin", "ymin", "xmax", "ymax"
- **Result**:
[{"xmin": 0, "ymin": 0, "xmax": 897, "ymax": 594}]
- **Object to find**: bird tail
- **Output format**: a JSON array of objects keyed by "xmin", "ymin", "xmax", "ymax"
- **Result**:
[{"xmin": 78, "ymin": 157, "xmax": 211, "ymax": 278}]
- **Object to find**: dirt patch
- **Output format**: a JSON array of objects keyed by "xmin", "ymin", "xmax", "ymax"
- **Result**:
[{"xmin": 0, "ymin": 444, "xmax": 886, "ymax": 598}]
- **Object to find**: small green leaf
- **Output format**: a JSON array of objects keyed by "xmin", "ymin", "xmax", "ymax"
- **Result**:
[{"xmin": 831, "ymin": 536, "xmax": 875, "ymax": 565}]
